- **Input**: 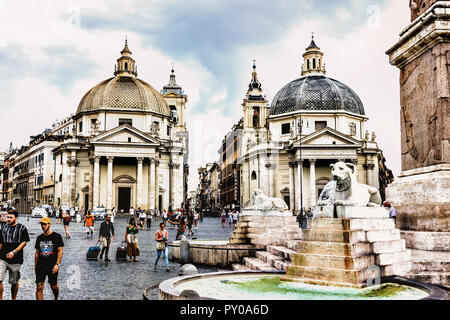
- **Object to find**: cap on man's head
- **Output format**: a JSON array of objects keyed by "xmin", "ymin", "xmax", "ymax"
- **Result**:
[{"xmin": 39, "ymin": 217, "xmax": 52, "ymax": 224}]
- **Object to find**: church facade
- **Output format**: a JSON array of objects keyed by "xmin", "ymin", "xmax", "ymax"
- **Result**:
[
  {"xmin": 237, "ymin": 37, "xmax": 393, "ymax": 212},
  {"xmin": 5, "ymin": 41, "xmax": 189, "ymax": 213}
]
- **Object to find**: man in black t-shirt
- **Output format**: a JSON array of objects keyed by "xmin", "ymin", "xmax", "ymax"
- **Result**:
[
  {"xmin": 34, "ymin": 217, "xmax": 64, "ymax": 300},
  {"xmin": 0, "ymin": 210, "xmax": 30, "ymax": 300}
]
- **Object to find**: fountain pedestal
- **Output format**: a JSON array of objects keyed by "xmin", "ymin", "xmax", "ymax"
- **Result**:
[
  {"xmin": 283, "ymin": 217, "xmax": 412, "ymax": 288},
  {"xmin": 229, "ymin": 215, "xmax": 301, "ymax": 246}
]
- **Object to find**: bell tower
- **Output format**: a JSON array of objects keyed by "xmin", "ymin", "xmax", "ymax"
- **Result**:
[
  {"xmin": 301, "ymin": 34, "xmax": 326, "ymax": 77},
  {"xmin": 242, "ymin": 61, "xmax": 268, "ymax": 131},
  {"xmin": 114, "ymin": 39, "xmax": 138, "ymax": 77}
]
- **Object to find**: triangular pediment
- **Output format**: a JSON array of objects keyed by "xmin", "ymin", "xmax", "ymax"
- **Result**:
[
  {"xmin": 91, "ymin": 124, "xmax": 159, "ymax": 145},
  {"xmin": 293, "ymin": 127, "xmax": 362, "ymax": 148}
]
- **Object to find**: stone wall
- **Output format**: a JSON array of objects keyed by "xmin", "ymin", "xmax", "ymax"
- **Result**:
[{"xmin": 399, "ymin": 42, "xmax": 450, "ymax": 171}]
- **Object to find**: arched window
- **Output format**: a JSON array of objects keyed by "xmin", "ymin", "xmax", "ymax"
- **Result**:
[
  {"xmin": 124, "ymin": 62, "xmax": 128, "ymax": 71},
  {"xmin": 307, "ymin": 59, "xmax": 310, "ymax": 69},
  {"xmin": 251, "ymin": 171, "xmax": 257, "ymax": 180},
  {"xmin": 313, "ymin": 58, "xmax": 316, "ymax": 69}
]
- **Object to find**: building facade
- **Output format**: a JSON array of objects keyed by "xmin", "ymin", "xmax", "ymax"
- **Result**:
[
  {"xmin": 236, "ymin": 37, "xmax": 393, "ymax": 211},
  {"xmin": 5, "ymin": 41, "xmax": 189, "ymax": 213}
]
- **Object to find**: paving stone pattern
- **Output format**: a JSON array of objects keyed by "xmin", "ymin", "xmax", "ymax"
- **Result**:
[{"xmin": 0, "ymin": 215, "xmax": 233, "ymax": 300}]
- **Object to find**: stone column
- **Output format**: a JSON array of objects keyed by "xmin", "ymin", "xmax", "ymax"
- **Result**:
[
  {"xmin": 289, "ymin": 162, "xmax": 295, "ymax": 211},
  {"xmin": 89, "ymin": 158, "xmax": 94, "ymax": 210},
  {"xmin": 93, "ymin": 156, "xmax": 101, "ymax": 208},
  {"xmin": 69, "ymin": 153, "xmax": 77, "ymax": 207},
  {"xmin": 149, "ymin": 158, "xmax": 156, "ymax": 210},
  {"xmin": 137, "ymin": 157, "xmax": 144, "ymax": 208},
  {"xmin": 309, "ymin": 159, "xmax": 316, "ymax": 208},
  {"xmin": 169, "ymin": 162, "xmax": 174, "ymax": 208},
  {"xmin": 106, "ymin": 156, "xmax": 114, "ymax": 210},
  {"xmin": 296, "ymin": 160, "xmax": 303, "ymax": 212},
  {"xmin": 155, "ymin": 160, "xmax": 160, "ymax": 211}
]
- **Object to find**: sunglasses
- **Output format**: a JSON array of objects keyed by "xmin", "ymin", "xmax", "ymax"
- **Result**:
[{"xmin": 40, "ymin": 223, "xmax": 49, "ymax": 226}]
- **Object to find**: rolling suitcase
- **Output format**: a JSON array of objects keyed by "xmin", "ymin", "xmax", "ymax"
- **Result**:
[
  {"xmin": 86, "ymin": 241, "xmax": 102, "ymax": 261},
  {"xmin": 116, "ymin": 241, "xmax": 127, "ymax": 261}
]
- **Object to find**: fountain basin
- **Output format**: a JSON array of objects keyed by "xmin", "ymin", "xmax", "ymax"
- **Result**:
[{"xmin": 157, "ymin": 270, "xmax": 447, "ymax": 300}]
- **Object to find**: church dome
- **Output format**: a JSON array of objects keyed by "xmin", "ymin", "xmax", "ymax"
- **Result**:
[
  {"xmin": 76, "ymin": 76, "xmax": 170, "ymax": 116},
  {"xmin": 76, "ymin": 40, "xmax": 170, "ymax": 117},
  {"xmin": 269, "ymin": 75, "xmax": 365, "ymax": 116}
]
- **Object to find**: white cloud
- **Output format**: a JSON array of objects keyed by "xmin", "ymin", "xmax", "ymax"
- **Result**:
[{"xmin": 0, "ymin": 0, "xmax": 411, "ymax": 194}]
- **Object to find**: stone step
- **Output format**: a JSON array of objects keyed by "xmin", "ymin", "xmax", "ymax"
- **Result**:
[
  {"xmin": 267, "ymin": 246, "xmax": 297, "ymax": 261},
  {"xmin": 234, "ymin": 227, "xmax": 301, "ymax": 235},
  {"xmin": 283, "ymin": 240, "xmax": 300, "ymax": 251},
  {"xmin": 296, "ymin": 240, "xmax": 371, "ymax": 256},
  {"xmin": 286, "ymin": 265, "xmax": 375, "ymax": 285},
  {"xmin": 231, "ymin": 263, "xmax": 251, "ymax": 272},
  {"xmin": 301, "ymin": 230, "xmax": 367, "ymax": 243},
  {"xmin": 370, "ymin": 239, "xmax": 407, "ymax": 254},
  {"xmin": 273, "ymin": 260, "xmax": 290, "ymax": 271},
  {"xmin": 411, "ymin": 260, "xmax": 450, "ymax": 272},
  {"xmin": 407, "ymin": 272, "xmax": 450, "ymax": 288},
  {"xmin": 307, "ymin": 218, "xmax": 395, "ymax": 231},
  {"xmin": 301, "ymin": 229, "xmax": 401, "ymax": 244},
  {"xmin": 291, "ymin": 253, "xmax": 375, "ymax": 270},
  {"xmin": 375, "ymin": 250, "xmax": 411, "ymax": 266},
  {"xmin": 243, "ymin": 257, "xmax": 278, "ymax": 271},
  {"xmin": 256, "ymin": 251, "xmax": 285, "ymax": 265},
  {"xmin": 238, "ymin": 215, "xmax": 297, "ymax": 223},
  {"xmin": 366, "ymin": 229, "xmax": 401, "ymax": 242},
  {"xmin": 381, "ymin": 261, "xmax": 412, "ymax": 277}
]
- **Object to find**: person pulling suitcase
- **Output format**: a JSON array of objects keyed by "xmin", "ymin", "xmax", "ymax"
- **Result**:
[{"xmin": 98, "ymin": 214, "xmax": 115, "ymax": 262}]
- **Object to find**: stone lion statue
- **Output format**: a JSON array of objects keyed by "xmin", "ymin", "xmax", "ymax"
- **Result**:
[
  {"xmin": 328, "ymin": 161, "xmax": 381, "ymax": 207},
  {"xmin": 245, "ymin": 189, "xmax": 289, "ymax": 211}
]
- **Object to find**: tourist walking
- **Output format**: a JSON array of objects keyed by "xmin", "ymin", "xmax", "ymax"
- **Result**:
[
  {"xmin": 84, "ymin": 210, "xmax": 95, "ymax": 238},
  {"xmin": 383, "ymin": 201, "xmax": 397, "ymax": 225},
  {"xmin": 154, "ymin": 222, "xmax": 170, "ymax": 272},
  {"xmin": 232, "ymin": 210, "xmax": 239, "ymax": 229},
  {"xmin": 57, "ymin": 207, "xmax": 63, "ymax": 224},
  {"xmin": 0, "ymin": 210, "xmax": 30, "ymax": 300},
  {"xmin": 129, "ymin": 206, "xmax": 135, "ymax": 216},
  {"xmin": 187, "ymin": 212, "xmax": 194, "ymax": 237},
  {"xmin": 221, "ymin": 210, "xmax": 227, "ymax": 228},
  {"xmin": 125, "ymin": 218, "xmax": 139, "ymax": 262},
  {"xmin": 110, "ymin": 207, "xmax": 116, "ymax": 223},
  {"xmin": 146, "ymin": 210, "xmax": 152, "ymax": 229},
  {"xmin": 34, "ymin": 217, "xmax": 64, "ymax": 300},
  {"xmin": 162, "ymin": 209, "xmax": 168, "ymax": 224},
  {"xmin": 98, "ymin": 214, "xmax": 115, "ymax": 262},
  {"xmin": 193, "ymin": 211, "xmax": 199, "ymax": 232},
  {"xmin": 62, "ymin": 210, "xmax": 71, "ymax": 238},
  {"xmin": 138, "ymin": 210, "xmax": 147, "ymax": 230}
]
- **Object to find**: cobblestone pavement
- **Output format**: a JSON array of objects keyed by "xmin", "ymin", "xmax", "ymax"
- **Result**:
[{"xmin": 1, "ymin": 215, "xmax": 234, "ymax": 300}]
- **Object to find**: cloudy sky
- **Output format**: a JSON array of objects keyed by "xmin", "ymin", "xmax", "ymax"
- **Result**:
[{"xmin": 0, "ymin": 0, "xmax": 411, "ymax": 192}]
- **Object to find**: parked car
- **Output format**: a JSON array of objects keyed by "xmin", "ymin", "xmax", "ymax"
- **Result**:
[
  {"xmin": 31, "ymin": 207, "xmax": 48, "ymax": 218},
  {"xmin": 93, "ymin": 207, "xmax": 106, "ymax": 220},
  {"xmin": 41, "ymin": 205, "xmax": 54, "ymax": 217}
]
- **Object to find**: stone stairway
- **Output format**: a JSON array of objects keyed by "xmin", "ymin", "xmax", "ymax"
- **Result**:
[
  {"xmin": 408, "ymin": 249, "xmax": 450, "ymax": 289},
  {"xmin": 231, "ymin": 240, "xmax": 298, "ymax": 272}
]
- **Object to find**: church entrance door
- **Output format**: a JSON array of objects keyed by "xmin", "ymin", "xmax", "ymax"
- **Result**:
[{"xmin": 118, "ymin": 187, "xmax": 131, "ymax": 212}]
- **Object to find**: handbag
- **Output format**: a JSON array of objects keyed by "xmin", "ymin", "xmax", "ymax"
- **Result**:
[
  {"xmin": 156, "ymin": 241, "xmax": 166, "ymax": 250},
  {"xmin": 156, "ymin": 230, "xmax": 166, "ymax": 250}
]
